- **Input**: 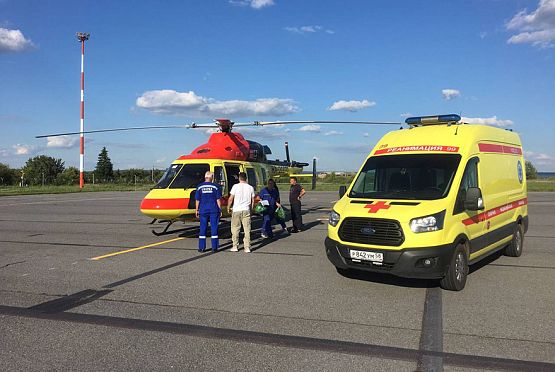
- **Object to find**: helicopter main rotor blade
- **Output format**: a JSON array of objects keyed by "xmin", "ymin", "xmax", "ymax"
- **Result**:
[
  {"xmin": 35, "ymin": 123, "xmax": 217, "ymax": 138},
  {"xmin": 36, "ymin": 119, "xmax": 403, "ymax": 138},
  {"xmin": 233, "ymin": 120, "xmax": 403, "ymax": 127}
]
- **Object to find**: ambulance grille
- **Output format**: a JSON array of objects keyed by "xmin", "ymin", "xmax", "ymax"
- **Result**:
[{"xmin": 338, "ymin": 217, "xmax": 404, "ymax": 246}]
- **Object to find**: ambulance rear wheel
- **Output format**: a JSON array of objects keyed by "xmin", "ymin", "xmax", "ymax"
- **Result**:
[
  {"xmin": 505, "ymin": 223, "xmax": 524, "ymax": 257},
  {"xmin": 440, "ymin": 244, "xmax": 468, "ymax": 291}
]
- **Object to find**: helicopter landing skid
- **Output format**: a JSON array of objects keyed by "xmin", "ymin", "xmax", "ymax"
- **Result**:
[{"xmin": 151, "ymin": 220, "xmax": 174, "ymax": 236}]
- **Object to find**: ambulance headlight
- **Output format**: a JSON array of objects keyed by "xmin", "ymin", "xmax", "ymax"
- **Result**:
[
  {"xmin": 329, "ymin": 210, "xmax": 340, "ymax": 227},
  {"xmin": 410, "ymin": 210, "xmax": 446, "ymax": 233}
]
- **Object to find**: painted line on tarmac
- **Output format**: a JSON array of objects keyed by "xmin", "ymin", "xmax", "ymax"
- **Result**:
[
  {"xmin": 1, "ymin": 304, "xmax": 553, "ymax": 371},
  {"xmin": 0, "ymin": 196, "xmax": 133, "ymax": 207},
  {"xmin": 417, "ymin": 287, "xmax": 444, "ymax": 371},
  {"xmin": 90, "ymin": 237, "xmax": 185, "ymax": 260}
]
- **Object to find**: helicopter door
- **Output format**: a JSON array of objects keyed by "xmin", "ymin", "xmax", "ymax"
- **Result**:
[
  {"xmin": 246, "ymin": 167, "xmax": 257, "ymax": 190},
  {"xmin": 224, "ymin": 164, "xmax": 241, "ymax": 195},
  {"xmin": 214, "ymin": 166, "xmax": 226, "ymax": 193}
]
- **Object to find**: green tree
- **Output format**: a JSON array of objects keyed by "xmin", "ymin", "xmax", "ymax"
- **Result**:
[
  {"xmin": 525, "ymin": 160, "xmax": 537, "ymax": 180},
  {"xmin": 56, "ymin": 167, "xmax": 80, "ymax": 185},
  {"xmin": 0, "ymin": 163, "xmax": 15, "ymax": 185},
  {"xmin": 22, "ymin": 156, "xmax": 65, "ymax": 185},
  {"xmin": 95, "ymin": 147, "xmax": 114, "ymax": 182}
]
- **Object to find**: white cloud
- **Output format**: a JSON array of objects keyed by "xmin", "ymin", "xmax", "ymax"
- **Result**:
[
  {"xmin": 324, "ymin": 130, "xmax": 343, "ymax": 136},
  {"xmin": 13, "ymin": 144, "xmax": 37, "ymax": 155},
  {"xmin": 229, "ymin": 0, "xmax": 274, "ymax": 9},
  {"xmin": 363, "ymin": 133, "xmax": 370, "ymax": 137},
  {"xmin": 442, "ymin": 89, "xmax": 461, "ymax": 100},
  {"xmin": 525, "ymin": 151, "xmax": 555, "ymax": 166},
  {"xmin": 461, "ymin": 116, "xmax": 514, "ymax": 127},
  {"xmin": 0, "ymin": 28, "xmax": 34, "ymax": 53},
  {"xmin": 46, "ymin": 135, "xmax": 78, "ymax": 149},
  {"xmin": 298, "ymin": 125, "xmax": 321, "ymax": 133},
  {"xmin": 234, "ymin": 126, "xmax": 289, "ymax": 140},
  {"xmin": 400, "ymin": 113, "xmax": 413, "ymax": 118},
  {"xmin": 284, "ymin": 25, "xmax": 335, "ymax": 34},
  {"xmin": 0, "ymin": 148, "xmax": 10, "ymax": 157},
  {"xmin": 506, "ymin": 0, "xmax": 555, "ymax": 48},
  {"xmin": 136, "ymin": 90, "xmax": 298, "ymax": 118},
  {"xmin": 328, "ymin": 99, "xmax": 376, "ymax": 112}
]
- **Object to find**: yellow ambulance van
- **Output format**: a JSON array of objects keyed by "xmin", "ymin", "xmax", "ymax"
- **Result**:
[{"xmin": 325, "ymin": 114, "xmax": 528, "ymax": 290}]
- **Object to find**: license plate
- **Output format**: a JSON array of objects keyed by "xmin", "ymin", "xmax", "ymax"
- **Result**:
[{"xmin": 350, "ymin": 250, "xmax": 383, "ymax": 262}]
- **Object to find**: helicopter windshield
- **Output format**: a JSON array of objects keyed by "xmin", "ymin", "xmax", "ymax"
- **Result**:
[
  {"xmin": 154, "ymin": 164, "xmax": 183, "ymax": 189},
  {"xmin": 169, "ymin": 163, "xmax": 210, "ymax": 189},
  {"xmin": 349, "ymin": 154, "xmax": 461, "ymax": 200}
]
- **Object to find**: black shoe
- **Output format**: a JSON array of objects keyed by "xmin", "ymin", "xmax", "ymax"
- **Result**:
[
  {"xmin": 212, "ymin": 248, "xmax": 218, "ymax": 253},
  {"xmin": 291, "ymin": 229, "xmax": 299, "ymax": 233}
]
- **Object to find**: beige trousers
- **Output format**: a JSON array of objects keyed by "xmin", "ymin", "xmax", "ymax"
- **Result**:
[{"xmin": 231, "ymin": 210, "xmax": 251, "ymax": 250}]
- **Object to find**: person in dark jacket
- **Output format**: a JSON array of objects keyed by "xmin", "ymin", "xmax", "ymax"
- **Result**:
[
  {"xmin": 289, "ymin": 176, "xmax": 305, "ymax": 233},
  {"xmin": 259, "ymin": 179, "xmax": 281, "ymax": 239}
]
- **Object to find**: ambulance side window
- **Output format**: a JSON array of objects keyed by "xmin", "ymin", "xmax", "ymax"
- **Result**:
[
  {"xmin": 454, "ymin": 157, "xmax": 479, "ymax": 214},
  {"xmin": 261, "ymin": 168, "xmax": 268, "ymax": 185}
]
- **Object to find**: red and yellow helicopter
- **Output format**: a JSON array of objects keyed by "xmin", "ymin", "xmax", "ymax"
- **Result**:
[{"xmin": 38, "ymin": 118, "xmax": 400, "ymax": 234}]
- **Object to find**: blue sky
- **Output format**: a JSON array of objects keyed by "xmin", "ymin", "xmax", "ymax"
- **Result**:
[{"xmin": 1, "ymin": 0, "xmax": 554, "ymax": 172}]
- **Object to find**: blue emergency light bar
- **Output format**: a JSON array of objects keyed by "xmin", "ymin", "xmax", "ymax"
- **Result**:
[{"xmin": 405, "ymin": 114, "xmax": 461, "ymax": 126}]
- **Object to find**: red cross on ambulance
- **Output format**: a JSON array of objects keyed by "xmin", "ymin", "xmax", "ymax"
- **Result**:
[{"xmin": 364, "ymin": 201, "xmax": 390, "ymax": 213}]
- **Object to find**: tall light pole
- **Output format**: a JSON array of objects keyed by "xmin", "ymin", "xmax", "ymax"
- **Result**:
[{"xmin": 77, "ymin": 32, "xmax": 90, "ymax": 188}]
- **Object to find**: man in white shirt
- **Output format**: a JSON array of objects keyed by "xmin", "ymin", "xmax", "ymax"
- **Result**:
[{"xmin": 227, "ymin": 172, "xmax": 255, "ymax": 252}]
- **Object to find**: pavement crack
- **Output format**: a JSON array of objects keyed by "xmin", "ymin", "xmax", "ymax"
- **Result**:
[{"xmin": 0, "ymin": 261, "xmax": 26, "ymax": 269}]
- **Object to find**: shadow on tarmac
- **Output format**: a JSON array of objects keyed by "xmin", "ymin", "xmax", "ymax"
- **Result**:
[{"xmin": 336, "ymin": 268, "xmax": 439, "ymax": 289}]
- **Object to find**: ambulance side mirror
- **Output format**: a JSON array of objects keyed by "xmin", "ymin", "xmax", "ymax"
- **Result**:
[
  {"xmin": 339, "ymin": 185, "xmax": 347, "ymax": 198},
  {"xmin": 464, "ymin": 187, "xmax": 484, "ymax": 211}
]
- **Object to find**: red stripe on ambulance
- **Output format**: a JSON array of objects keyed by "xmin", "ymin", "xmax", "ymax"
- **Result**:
[
  {"xmin": 374, "ymin": 145, "xmax": 459, "ymax": 155},
  {"xmin": 462, "ymin": 198, "xmax": 527, "ymax": 226},
  {"xmin": 478, "ymin": 143, "xmax": 522, "ymax": 155}
]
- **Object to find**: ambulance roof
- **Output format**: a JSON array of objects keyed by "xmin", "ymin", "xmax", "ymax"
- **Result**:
[{"xmin": 371, "ymin": 123, "xmax": 522, "ymax": 158}]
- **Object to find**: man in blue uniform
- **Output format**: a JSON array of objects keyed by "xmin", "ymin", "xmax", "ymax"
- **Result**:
[{"xmin": 195, "ymin": 171, "xmax": 222, "ymax": 252}]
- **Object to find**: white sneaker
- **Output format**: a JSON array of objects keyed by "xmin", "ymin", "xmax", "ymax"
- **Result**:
[
  {"xmin": 261, "ymin": 233, "xmax": 268, "ymax": 238},
  {"xmin": 230, "ymin": 247, "xmax": 238, "ymax": 252},
  {"xmin": 244, "ymin": 248, "xmax": 251, "ymax": 253}
]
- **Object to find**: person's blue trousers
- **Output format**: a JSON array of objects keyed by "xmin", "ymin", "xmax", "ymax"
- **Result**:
[
  {"xmin": 199, "ymin": 212, "xmax": 220, "ymax": 251},
  {"xmin": 262, "ymin": 211, "xmax": 275, "ymax": 238}
]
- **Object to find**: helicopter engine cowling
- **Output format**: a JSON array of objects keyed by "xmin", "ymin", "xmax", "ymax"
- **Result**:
[{"xmin": 178, "ymin": 132, "xmax": 251, "ymax": 161}]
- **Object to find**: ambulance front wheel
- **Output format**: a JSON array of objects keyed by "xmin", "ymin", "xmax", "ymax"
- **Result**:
[
  {"xmin": 505, "ymin": 223, "xmax": 524, "ymax": 257},
  {"xmin": 440, "ymin": 244, "xmax": 468, "ymax": 291}
]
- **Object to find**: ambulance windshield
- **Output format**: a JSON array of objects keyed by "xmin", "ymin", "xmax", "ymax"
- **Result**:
[{"xmin": 349, "ymin": 154, "xmax": 461, "ymax": 200}]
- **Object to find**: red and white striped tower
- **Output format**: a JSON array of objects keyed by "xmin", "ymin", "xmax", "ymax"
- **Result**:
[{"xmin": 77, "ymin": 32, "xmax": 90, "ymax": 188}]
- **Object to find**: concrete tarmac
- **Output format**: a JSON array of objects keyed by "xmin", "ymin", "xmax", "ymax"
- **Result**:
[{"xmin": 0, "ymin": 191, "xmax": 553, "ymax": 371}]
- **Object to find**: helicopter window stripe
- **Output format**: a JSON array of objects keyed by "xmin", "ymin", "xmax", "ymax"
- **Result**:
[
  {"xmin": 374, "ymin": 145, "xmax": 459, "ymax": 155},
  {"xmin": 140, "ymin": 198, "xmax": 191, "ymax": 210},
  {"xmin": 478, "ymin": 143, "xmax": 522, "ymax": 155}
]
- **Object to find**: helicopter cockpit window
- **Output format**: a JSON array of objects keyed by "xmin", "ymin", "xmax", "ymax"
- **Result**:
[
  {"xmin": 154, "ymin": 164, "xmax": 183, "ymax": 189},
  {"xmin": 169, "ymin": 163, "xmax": 210, "ymax": 189}
]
